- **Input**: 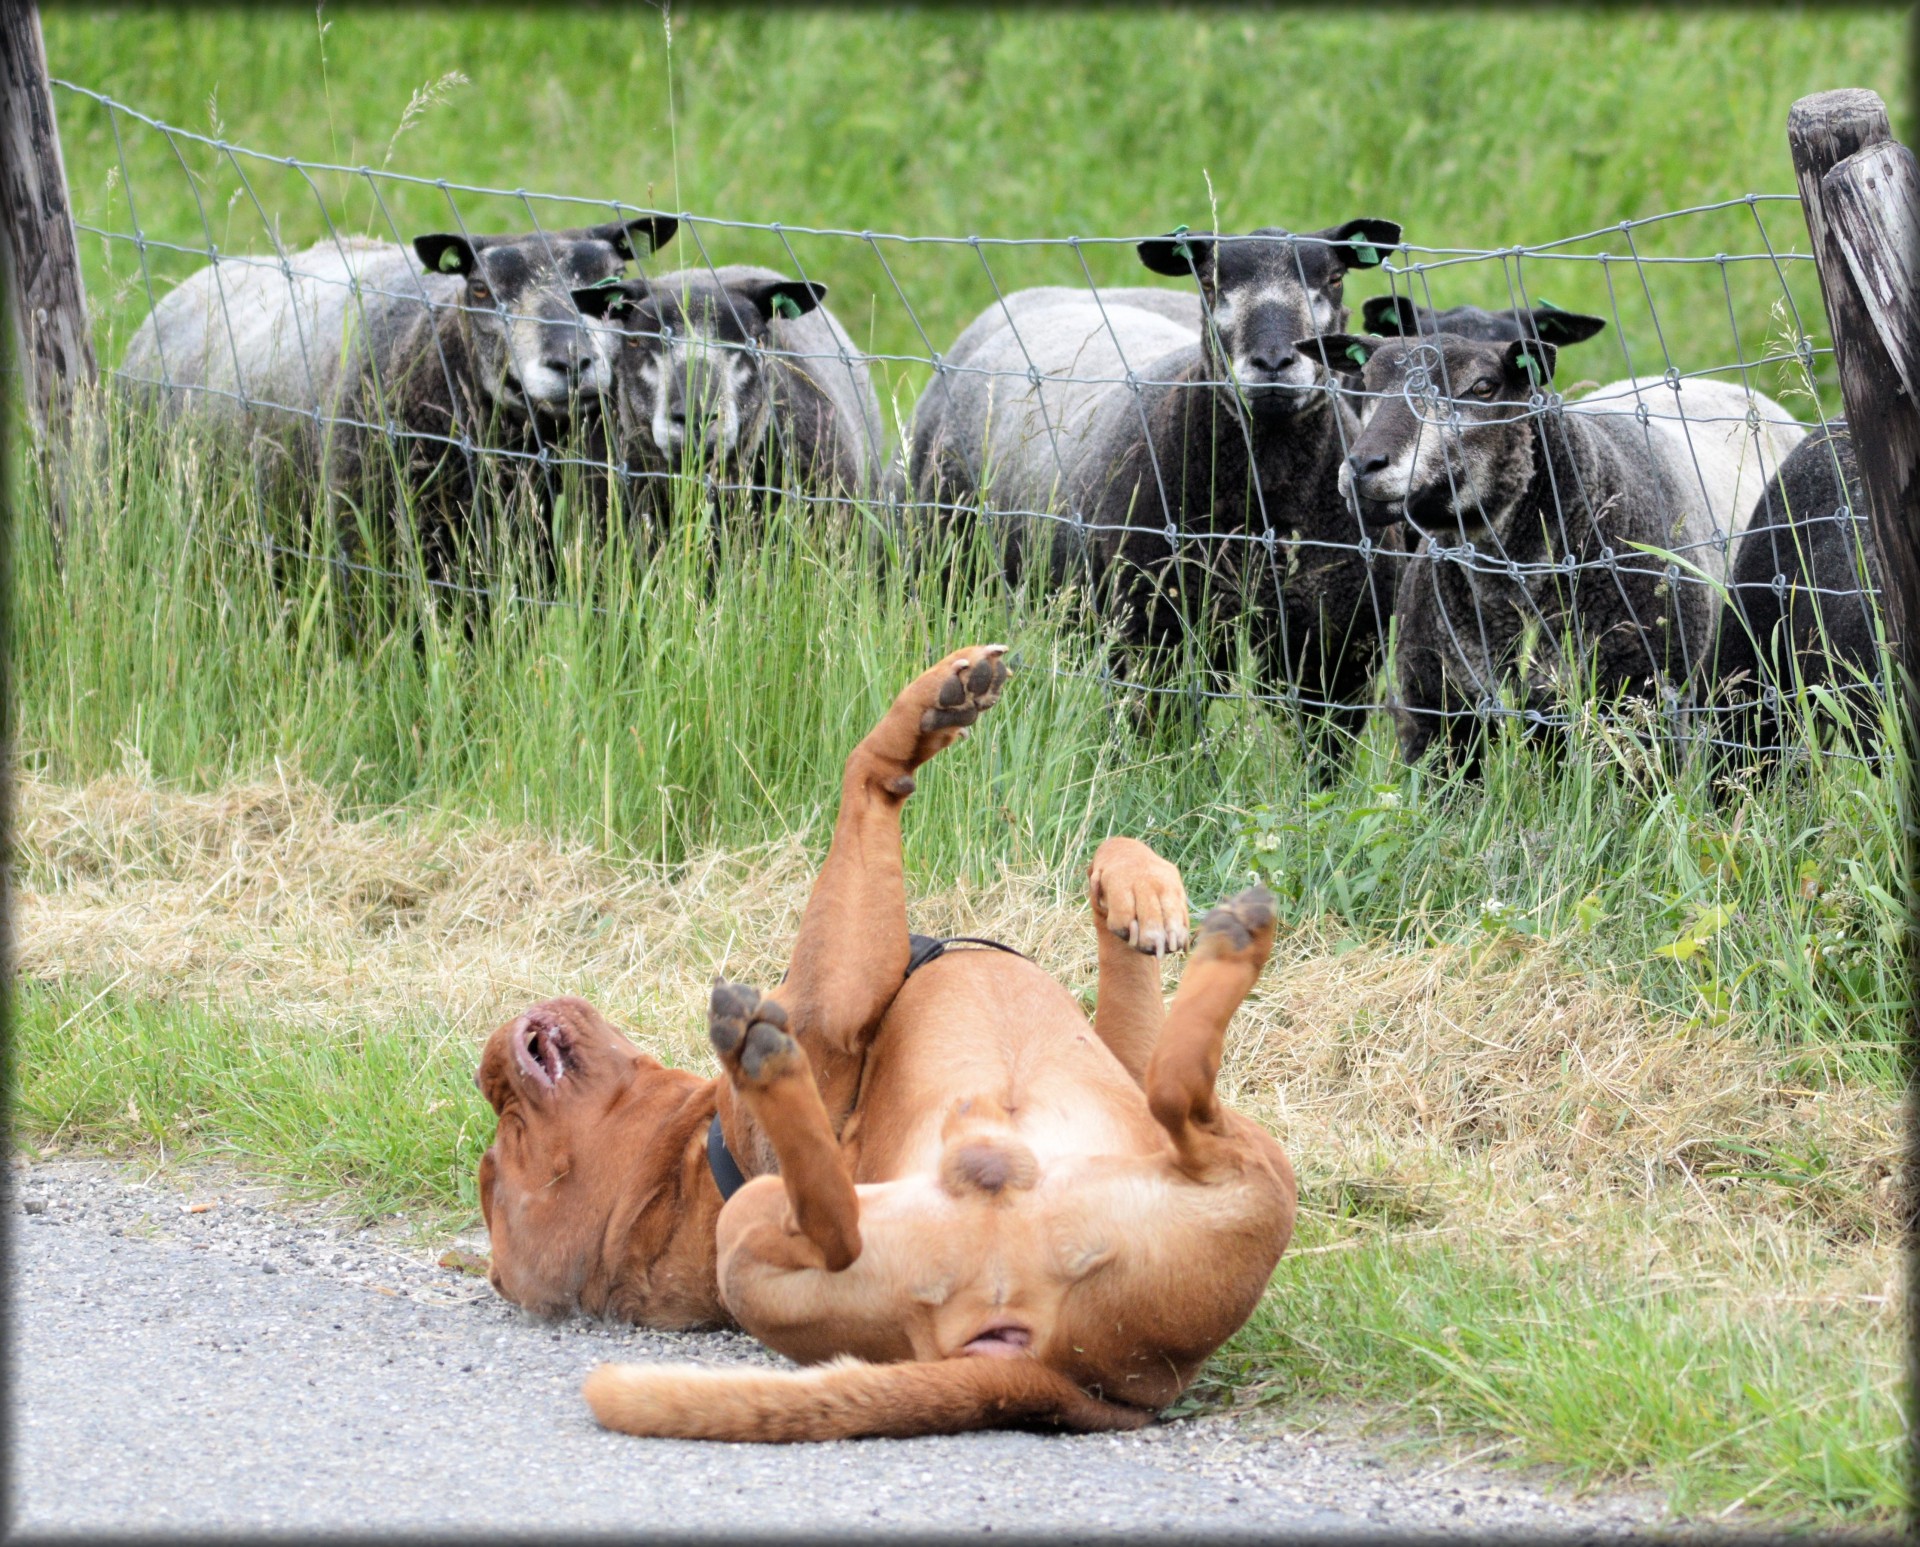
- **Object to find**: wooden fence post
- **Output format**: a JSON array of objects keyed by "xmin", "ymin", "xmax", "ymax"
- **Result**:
[
  {"xmin": 1, "ymin": 0, "xmax": 97, "ymax": 533},
  {"xmin": 1787, "ymin": 89, "xmax": 1920, "ymax": 732},
  {"xmin": 1786, "ymin": 88, "xmax": 1920, "ymax": 1300}
]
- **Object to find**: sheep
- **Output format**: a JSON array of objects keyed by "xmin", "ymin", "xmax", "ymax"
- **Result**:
[
  {"xmin": 571, "ymin": 265, "xmax": 887, "ymax": 526},
  {"xmin": 904, "ymin": 220, "xmax": 1405, "ymax": 754},
  {"xmin": 1712, "ymin": 423, "xmax": 1885, "ymax": 761},
  {"xmin": 1323, "ymin": 329, "xmax": 1807, "ymax": 769},
  {"xmin": 120, "ymin": 218, "xmax": 676, "ymax": 575},
  {"xmin": 1360, "ymin": 295, "xmax": 1608, "ymax": 348}
]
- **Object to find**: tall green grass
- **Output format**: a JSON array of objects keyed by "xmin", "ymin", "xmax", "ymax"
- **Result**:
[
  {"xmin": 10, "ymin": 399, "xmax": 1910, "ymax": 1076},
  {"xmin": 42, "ymin": 7, "xmax": 1909, "ymax": 412}
]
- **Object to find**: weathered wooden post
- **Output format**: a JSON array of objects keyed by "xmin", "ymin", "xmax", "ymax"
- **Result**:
[
  {"xmin": 1787, "ymin": 89, "xmax": 1920, "ymax": 730},
  {"xmin": 1, "ymin": 0, "xmax": 98, "ymax": 533},
  {"xmin": 1786, "ymin": 84, "xmax": 1920, "ymax": 1410}
]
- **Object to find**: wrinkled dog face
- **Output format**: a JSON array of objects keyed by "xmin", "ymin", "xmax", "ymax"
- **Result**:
[
  {"xmin": 573, "ymin": 274, "xmax": 829, "ymax": 472},
  {"xmin": 1136, "ymin": 219, "xmax": 1401, "ymax": 420},
  {"xmin": 411, "ymin": 216, "xmax": 677, "ymax": 419},
  {"xmin": 1323, "ymin": 333, "xmax": 1558, "ymax": 536},
  {"xmin": 473, "ymin": 996, "xmax": 655, "ymax": 1317}
]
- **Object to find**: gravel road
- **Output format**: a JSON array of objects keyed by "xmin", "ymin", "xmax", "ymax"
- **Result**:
[{"xmin": 10, "ymin": 1155, "xmax": 1675, "ymax": 1538}]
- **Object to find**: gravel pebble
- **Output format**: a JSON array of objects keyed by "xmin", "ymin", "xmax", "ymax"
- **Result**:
[{"xmin": 10, "ymin": 1154, "xmax": 1682, "ymax": 1536}]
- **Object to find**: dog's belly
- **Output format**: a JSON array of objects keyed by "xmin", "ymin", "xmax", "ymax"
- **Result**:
[{"xmin": 721, "ymin": 1147, "xmax": 1289, "ymax": 1397}]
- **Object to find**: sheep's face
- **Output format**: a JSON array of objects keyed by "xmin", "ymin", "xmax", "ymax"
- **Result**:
[
  {"xmin": 574, "ymin": 274, "xmax": 828, "ymax": 475},
  {"xmin": 411, "ymin": 217, "xmax": 676, "ymax": 422},
  {"xmin": 1137, "ymin": 220, "xmax": 1401, "ymax": 421},
  {"xmin": 1324, "ymin": 333, "xmax": 1557, "ymax": 538},
  {"xmin": 1360, "ymin": 296, "xmax": 1608, "ymax": 349}
]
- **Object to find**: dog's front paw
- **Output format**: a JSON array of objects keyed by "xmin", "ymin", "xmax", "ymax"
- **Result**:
[{"xmin": 1089, "ymin": 836, "xmax": 1190, "ymax": 957}]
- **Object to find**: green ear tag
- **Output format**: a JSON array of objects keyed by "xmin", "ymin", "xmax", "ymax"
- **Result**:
[
  {"xmin": 1350, "ymin": 243, "xmax": 1379, "ymax": 267},
  {"xmin": 1535, "ymin": 297, "xmax": 1563, "ymax": 313},
  {"xmin": 1520, "ymin": 352, "xmax": 1542, "ymax": 384},
  {"xmin": 771, "ymin": 292, "xmax": 803, "ymax": 320},
  {"xmin": 1170, "ymin": 223, "xmax": 1192, "ymax": 262},
  {"xmin": 438, "ymin": 247, "xmax": 463, "ymax": 273},
  {"xmin": 1346, "ymin": 343, "xmax": 1371, "ymax": 368}
]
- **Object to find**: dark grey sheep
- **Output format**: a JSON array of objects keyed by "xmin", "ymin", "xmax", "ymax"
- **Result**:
[
  {"xmin": 904, "ymin": 220, "xmax": 1405, "ymax": 755},
  {"xmin": 1325, "ymin": 330, "xmax": 1805, "ymax": 769},
  {"xmin": 573, "ymin": 264, "xmax": 885, "ymax": 525},
  {"xmin": 1713, "ymin": 423, "xmax": 1885, "ymax": 760}
]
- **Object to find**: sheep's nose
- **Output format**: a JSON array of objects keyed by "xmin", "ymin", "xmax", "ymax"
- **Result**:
[
  {"xmin": 1247, "ymin": 349, "xmax": 1294, "ymax": 375},
  {"xmin": 1348, "ymin": 452, "xmax": 1389, "ymax": 478},
  {"xmin": 544, "ymin": 355, "xmax": 585, "ymax": 384}
]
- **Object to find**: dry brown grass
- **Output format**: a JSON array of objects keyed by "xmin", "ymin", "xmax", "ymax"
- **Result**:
[{"xmin": 13, "ymin": 761, "xmax": 1902, "ymax": 1293}]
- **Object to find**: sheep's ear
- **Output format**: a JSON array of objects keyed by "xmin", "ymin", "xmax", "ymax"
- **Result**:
[
  {"xmin": 594, "ymin": 215, "xmax": 677, "ymax": 260},
  {"xmin": 1303, "ymin": 333, "xmax": 1378, "ymax": 376},
  {"xmin": 1502, "ymin": 338, "xmax": 1558, "ymax": 388},
  {"xmin": 1320, "ymin": 219, "xmax": 1402, "ymax": 272},
  {"xmin": 572, "ymin": 281, "xmax": 641, "ymax": 321},
  {"xmin": 1361, "ymin": 296, "xmax": 1421, "ymax": 337},
  {"xmin": 1527, "ymin": 302, "xmax": 1606, "ymax": 346},
  {"xmin": 743, "ymin": 280, "xmax": 828, "ymax": 322},
  {"xmin": 1137, "ymin": 232, "xmax": 1215, "ymax": 280},
  {"xmin": 413, "ymin": 234, "xmax": 478, "ymax": 277}
]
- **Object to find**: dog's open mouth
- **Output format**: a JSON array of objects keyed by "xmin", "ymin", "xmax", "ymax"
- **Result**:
[
  {"xmin": 961, "ymin": 1323, "xmax": 1033, "ymax": 1359},
  {"xmin": 512, "ymin": 1017, "xmax": 575, "ymax": 1091}
]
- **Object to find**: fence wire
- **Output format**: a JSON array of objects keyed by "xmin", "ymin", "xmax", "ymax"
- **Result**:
[{"xmin": 49, "ymin": 79, "xmax": 1889, "ymax": 766}]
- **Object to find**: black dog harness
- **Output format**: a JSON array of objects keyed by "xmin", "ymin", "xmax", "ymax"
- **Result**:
[{"xmin": 705, "ymin": 933, "xmax": 1028, "ymax": 1201}]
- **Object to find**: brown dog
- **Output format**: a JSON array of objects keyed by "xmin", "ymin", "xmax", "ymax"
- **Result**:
[{"xmin": 474, "ymin": 646, "xmax": 1297, "ymax": 1439}]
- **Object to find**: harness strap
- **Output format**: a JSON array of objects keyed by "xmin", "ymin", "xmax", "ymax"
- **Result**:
[{"xmin": 705, "ymin": 932, "xmax": 1029, "ymax": 1202}]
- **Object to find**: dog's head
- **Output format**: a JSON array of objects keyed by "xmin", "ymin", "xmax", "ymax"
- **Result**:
[{"xmin": 474, "ymin": 996, "xmax": 702, "ymax": 1318}]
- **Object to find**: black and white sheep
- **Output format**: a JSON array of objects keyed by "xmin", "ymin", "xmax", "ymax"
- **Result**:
[
  {"xmin": 121, "ymin": 217, "xmax": 675, "ymax": 572},
  {"xmin": 1713, "ymin": 423, "xmax": 1885, "ymax": 759},
  {"xmin": 571, "ymin": 264, "xmax": 886, "ymax": 522},
  {"xmin": 1324, "ymin": 330, "xmax": 1806, "ymax": 767},
  {"xmin": 905, "ymin": 220, "xmax": 1405, "ymax": 750}
]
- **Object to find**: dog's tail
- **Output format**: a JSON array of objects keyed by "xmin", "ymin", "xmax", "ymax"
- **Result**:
[{"xmin": 582, "ymin": 1354, "xmax": 1151, "ymax": 1442}]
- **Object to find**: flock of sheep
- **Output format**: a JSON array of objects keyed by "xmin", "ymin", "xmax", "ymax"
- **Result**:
[{"xmin": 123, "ymin": 212, "xmax": 1881, "ymax": 769}]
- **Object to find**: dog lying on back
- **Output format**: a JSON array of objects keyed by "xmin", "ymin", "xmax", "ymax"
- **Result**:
[{"xmin": 474, "ymin": 647, "xmax": 1296, "ymax": 1439}]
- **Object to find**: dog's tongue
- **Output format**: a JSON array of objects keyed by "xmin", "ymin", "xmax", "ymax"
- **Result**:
[{"xmin": 962, "ymin": 1325, "xmax": 1032, "ymax": 1359}]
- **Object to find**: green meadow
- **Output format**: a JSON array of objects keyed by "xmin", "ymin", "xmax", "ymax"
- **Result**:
[{"xmin": 12, "ymin": 4, "xmax": 1913, "ymax": 1526}]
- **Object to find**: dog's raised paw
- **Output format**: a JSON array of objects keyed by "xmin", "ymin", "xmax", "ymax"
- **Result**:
[
  {"xmin": 918, "ymin": 645, "xmax": 1011, "ymax": 733},
  {"xmin": 739, "ymin": 1008, "xmax": 799, "ymax": 1082},
  {"xmin": 1194, "ymin": 885, "xmax": 1277, "ymax": 955},
  {"xmin": 708, "ymin": 978, "xmax": 765, "ymax": 1062}
]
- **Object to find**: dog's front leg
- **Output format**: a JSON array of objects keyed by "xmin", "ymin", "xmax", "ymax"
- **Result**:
[
  {"xmin": 1087, "ymin": 837, "xmax": 1190, "ymax": 1084},
  {"xmin": 1145, "ymin": 886, "xmax": 1276, "ymax": 1179},
  {"xmin": 709, "ymin": 979, "xmax": 862, "ymax": 1271}
]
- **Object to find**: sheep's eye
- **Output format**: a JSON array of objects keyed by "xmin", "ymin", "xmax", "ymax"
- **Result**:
[
  {"xmin": 470, "ymin": 283, "xmax": 491, "ymax": 303},
  {"xmin": 1469, "ymin": 378, "xmax": 1497, "ymax": 399}
]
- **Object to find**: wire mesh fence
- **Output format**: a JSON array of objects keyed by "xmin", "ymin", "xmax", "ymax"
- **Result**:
[{"xmin": 48, "ymin": 77, "xmax": 1889, "ymax": 767}]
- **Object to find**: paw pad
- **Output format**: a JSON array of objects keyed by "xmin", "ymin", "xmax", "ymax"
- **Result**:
[{"xmin": 1196, "ymin": 885, "xmax": 1277, "ymax": 952}]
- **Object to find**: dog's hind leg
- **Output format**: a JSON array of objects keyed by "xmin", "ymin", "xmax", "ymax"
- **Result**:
[
  {"xmin": 1144, "ymin": 886, "xmax": 1276, "ymax": 1178},
  {"xmin": 773, "ymin": 644, "xmax": 1013, "ymax": 1132},
  {"xmin": 1086, "ymin": 837, "xmax": 1190, "ymax": 1084},
  {"xmin": 708, "ymin": 979, "xmax": 862, "ymax": 1270}
]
